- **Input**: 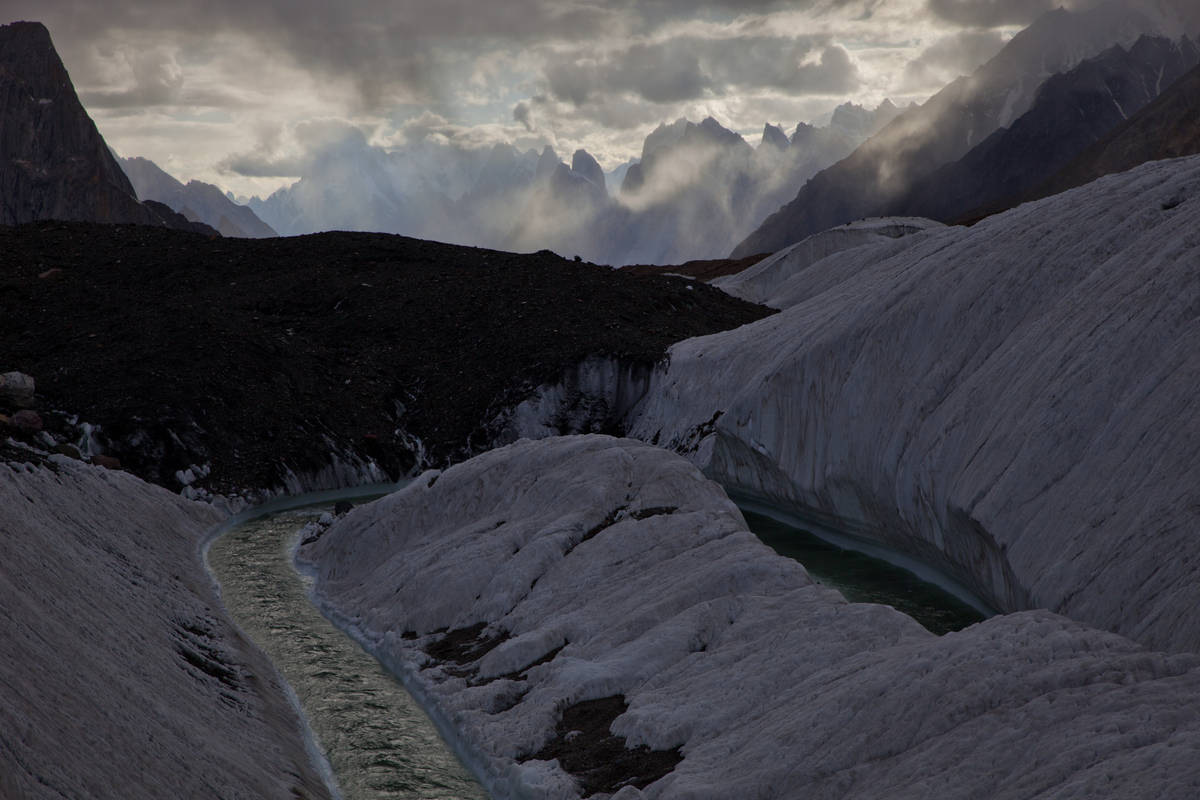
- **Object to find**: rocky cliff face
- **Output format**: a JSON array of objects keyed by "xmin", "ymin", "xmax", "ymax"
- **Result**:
[
  {"xmin": 0, "ymin": 22, "xmax": 159, "ymax": 226},
  {"xmin": 1032, "ymin": 59, "xmax": 1200, "ymax": 201},
  {"xmin": 897, "ymin": 35, "xmax": 1199, "ymax": 222},
  {"xmin": 0, "ymin": 21, "xmax": 215, "ymax": 231}
]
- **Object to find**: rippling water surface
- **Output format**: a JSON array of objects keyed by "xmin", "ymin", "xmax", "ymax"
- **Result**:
[{"xmin": 208, "ymin": 507, "xmax": 486, "ymax": 800}]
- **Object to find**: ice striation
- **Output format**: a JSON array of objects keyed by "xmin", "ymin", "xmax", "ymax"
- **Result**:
[
  {"xmin": 0, "ymin": 455, "xmax": 333, "ymax": 799},
  {"xmin": 299, "ymin": 435, "xmax": 1200, "ymax": 799},
  {"xmin": 631, "ymin": 154, "xmax": 1200, "ymax": 655}
]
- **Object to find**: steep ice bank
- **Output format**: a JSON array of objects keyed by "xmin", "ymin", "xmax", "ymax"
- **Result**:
[
  {"xmin": 629, "ymin": 154, "xmax": 1200, "ymax": 654},
  {"xmin": 299, "ymin": 435, "xmax": 1200, "ymax": 799},
  {"xmin": 0, "ymin": 453, "xmax": 333, "ymax": 799}
]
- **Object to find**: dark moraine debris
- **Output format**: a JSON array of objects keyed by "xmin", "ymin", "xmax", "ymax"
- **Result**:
[
  {"xmin": 528, "ymin": 695, "xmax": 683, "ymax": 797},
  {"xmin": 0, "ymin": 222, "xmax": 775, "ymax": 493},
  {"xmin": 0, "ymin": 439, "xmax": 55, "ymax": 471},
  {"xmin": 424, "ymin": 622, "xmax": 510, "ymax": 666},
  {"xmin": 620, "ymin": 252, "xmax": 773, "ymax": 281}
]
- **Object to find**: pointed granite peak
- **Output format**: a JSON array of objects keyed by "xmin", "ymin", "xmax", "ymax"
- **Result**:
[
  {"xmin": 570, "ymin": 149, "xmax": 605, "ymax": 192},
  {"xmin": 761, "ymin": 123, "xmax": 790, "ymax": 150}
]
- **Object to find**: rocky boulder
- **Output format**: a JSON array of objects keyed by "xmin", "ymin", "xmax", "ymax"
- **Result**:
[
  {"xmin": 0, "ymin": 371, "xmax": 35, "ymax": 408},
  {"xmin": 9, "ymin": 409, "xmax": 42, "ymax": 433}
]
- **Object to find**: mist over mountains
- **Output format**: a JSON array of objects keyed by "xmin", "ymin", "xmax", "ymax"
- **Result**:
[
  {"xmin": 734, "ymin": 0, "xmax": 1200, "ymax": 255},
  {"xmin": 246, "ymin": 100, "xmax": 900, "ymax": 265}
]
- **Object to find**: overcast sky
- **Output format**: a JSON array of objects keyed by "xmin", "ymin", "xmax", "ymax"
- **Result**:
[{"xmin": 6, "ymin": 0, "xmax": 1068, "ymax": 198}]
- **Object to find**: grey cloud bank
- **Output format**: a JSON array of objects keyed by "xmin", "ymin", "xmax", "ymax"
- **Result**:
[{"xmin": 1, "ymin": 0, "xmax": 1032, "ymax": 196}]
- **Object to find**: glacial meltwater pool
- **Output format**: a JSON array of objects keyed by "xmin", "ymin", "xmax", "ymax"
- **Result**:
[
  {"xmin": 739, "ymin": 507, "xmax": 989, "ymax": 635},
  {"xmin": 207, "ymin": 501, "xmax": 485, "ymax": 800}
]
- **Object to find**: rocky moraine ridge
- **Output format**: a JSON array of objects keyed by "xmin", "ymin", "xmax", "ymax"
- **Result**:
[{"xmin": 0, "ymin": 221, "xmax": 771, "ymax": 500}]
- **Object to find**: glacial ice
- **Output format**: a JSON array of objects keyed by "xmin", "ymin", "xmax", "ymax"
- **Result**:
[
  {"xmin": 631, "ymin": 154, "xmax": 1200, "ymax": 654},
  {"xmin": 712, "ymin": 217, "xmax": 943, "ymax": 308},
  {"xmin": 299, "ymin": 435, "xmax": 1200, "ymax": 799},
  {"xmin": 0, "ymin": 456, "xmax": 334, "ymax": 798}
]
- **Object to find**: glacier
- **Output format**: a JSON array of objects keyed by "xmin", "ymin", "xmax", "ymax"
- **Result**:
[
  {"xmin": 0, "ymin": 454, "xmax": 334, "ymax": 799},
  {"xmin": 629, "ymin": 154, "xmax": 1200, "ymax": 654},
  {"xmin": 711, "ymin": 217, "xmax": 944, "ymax": 307},
  {"xmin": 298, "ymin": 435, "xmax": 1200, "ymax": 799}
]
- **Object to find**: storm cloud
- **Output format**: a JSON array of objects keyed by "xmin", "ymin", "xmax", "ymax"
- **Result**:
[
  {"xmin": 926, "ymin": 0, "xmax": 1059, "ymax": 28},
  {"xmin": 11, "ymin": 0, "xmax": 1193, "ymax": 198},
  {"xmin": 545, "ymin": 36, "xmax": 859, "ymax": 106}
]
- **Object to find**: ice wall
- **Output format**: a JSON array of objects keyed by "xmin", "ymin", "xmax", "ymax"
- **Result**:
[{"xmin": 632, "ymin": 154, "xmax": 1200, "ymax": 653}]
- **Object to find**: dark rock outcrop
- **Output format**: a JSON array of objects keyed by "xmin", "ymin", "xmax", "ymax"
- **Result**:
[
  {"xmin": 0, "ymin": 21, "xmax": 221, "ymax": 233},
  {"xmin": 0, "ymin": 221, "xmax": 773, "ymax": 494},
  {"xmin": 142, "ymin": 200, "xmax": 219, "ymax": 236},
  {"xmin": 0, "ymin": 22, "xmax": 160, "ymax": 226}
]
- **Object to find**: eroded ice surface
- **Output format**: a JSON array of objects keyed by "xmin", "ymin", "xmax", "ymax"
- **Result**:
[
  {"xmin": 0, "ymin": 455, "xmax": 333, "ymax": 799},
  {"xmin": 631, "ymin": 155, "xmax": 1200, "ymax": 654},
  {"xmin": 299, "ymin": 435, "xmax": 1200, "ymax": 799},
  {"xmin": 712, "ymin": 217, "xmax": 943, "ymax": 308}
]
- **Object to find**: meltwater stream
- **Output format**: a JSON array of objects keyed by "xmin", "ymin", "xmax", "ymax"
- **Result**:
[
  {"xmin": 207, "ymin": 504, "xmax": 486, "ymax": 800},
  {"xmin": 740, "ymin": 507, "xmax": 989, "ymax": 635}
]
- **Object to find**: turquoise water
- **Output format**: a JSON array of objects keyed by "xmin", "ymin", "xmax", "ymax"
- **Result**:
[
  {"xmin": 208, "ymin": 506, "xmax": 486, "ymax": 800},
  {"xmin": 741, "ymin": 508, "xmax": 986, "ymax": 635}
]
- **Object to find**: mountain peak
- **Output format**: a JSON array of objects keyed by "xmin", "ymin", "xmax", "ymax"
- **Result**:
[
  {"xmin": 535, "ymin": 145, "xmax": 560, "ymax": 180},
  {"xmin": 571, "ymin": 149, "xmax": 605, "ymax": 192},
  {"xmin": 761, "ymin": 123, "xmax": 790, "ymax": 150},
  {"xmin": 0, "ymin": 20, "xmax": 168, "ymax": 227}
]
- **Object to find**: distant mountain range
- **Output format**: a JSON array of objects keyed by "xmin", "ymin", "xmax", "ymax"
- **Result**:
[
  {"xmin": 0, "ymin": 21, "xmax": 216, "ymax": 234},
  {"xmin": 248, "ymin": 101, "xmax": 899, "ymax": 265},
  {"xmin": 119, "ymin": 157, "xmax": 276, "ymax": 238},
  {"xmin": 7, "ymin": 6, "xmax": 1200, "ymax": 265},
  {"xmin": 733, "ymin": 0, "xmax": 1200, "ymax": 256}
]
